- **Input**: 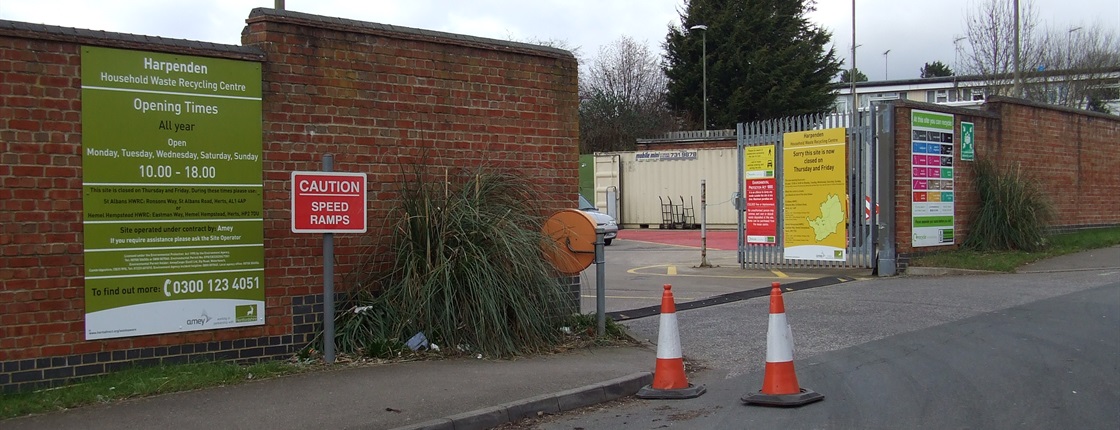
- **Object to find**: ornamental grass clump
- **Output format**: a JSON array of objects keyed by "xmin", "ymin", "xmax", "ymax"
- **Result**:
[
  {"xmin": 963, "ymin": 159, "xmax": 1054, "ymax": 252},
  {"xmin": 332, "ymin": 165, "xmax": 568, "ymax": 358}
]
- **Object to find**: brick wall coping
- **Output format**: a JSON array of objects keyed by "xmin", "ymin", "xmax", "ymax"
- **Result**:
[
  {"xmin": 893, "ymin": 99, "xmax": 1002, "ymax": 119},
  {"xmin": 894, "ymin": 97, "xmax": 1119, "ymax": 122},
  {"xmin": 246, "ymin": 7, "xmax": 575, "ymax": 61},
  {"xmin": 0, "ymin": 19, "xmax": 265, "ymax": 61},
  {"xmin": 985, "ymin": 96, "xmax": 1120, "ymax": 122}
]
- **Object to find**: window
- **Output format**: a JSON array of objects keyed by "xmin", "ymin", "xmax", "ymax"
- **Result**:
[
  {"xmin": 926, "ymin": 90, "xmax": 950, "ymax": 103},
  {"xmin": 866, "ymin": 93, "xmax": 900, "ymax": 108}
]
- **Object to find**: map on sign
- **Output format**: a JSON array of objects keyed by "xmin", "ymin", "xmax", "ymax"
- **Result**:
[{"xmin": 807, "ymin": 194, "xmax": 844, "ymax": 240}]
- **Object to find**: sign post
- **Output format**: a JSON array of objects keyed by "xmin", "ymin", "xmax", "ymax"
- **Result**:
[{"xmin": 291, "ymin": 159, "xmax": 367, "ymax": 363}]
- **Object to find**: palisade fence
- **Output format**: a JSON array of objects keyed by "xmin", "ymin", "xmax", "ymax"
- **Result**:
[{"xmin": 736, "ymin": 106, "xmax": 883, "ymax": 269}]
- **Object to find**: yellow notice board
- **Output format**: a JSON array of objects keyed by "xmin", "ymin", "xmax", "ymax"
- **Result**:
[
  {"xmin": 783, "ymin": 128, "xmax": 847, "ymax": 261},
  {"xmin": 745, "ymin": 145, "xmax": 775, "ymax": 175}
]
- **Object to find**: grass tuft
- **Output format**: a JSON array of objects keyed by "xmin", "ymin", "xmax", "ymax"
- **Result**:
[
  {"xmin": 911, "ymin": 226, "xmax": 1120, "ymax": 272},
  {"xmin": 328, "ymin": 164, "xmax": 572, "ymax": 359},
  {"xmin": 963, "ymin": 159, "xmax": 1054, "ymax": 252}
]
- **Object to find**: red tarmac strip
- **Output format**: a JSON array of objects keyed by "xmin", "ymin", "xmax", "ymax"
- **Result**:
[{"xmin": 616, "ymin": 229, "xmax": 740, "ymax": 250}]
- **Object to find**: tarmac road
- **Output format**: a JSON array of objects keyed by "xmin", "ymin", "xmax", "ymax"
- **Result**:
[
  {"xmin": 533, "ymin": 249, "xmax": 1120, "ymax": 429},
  {"xmin": 576, "ymin": 230, "xmax": 866, "ymax": 314}
]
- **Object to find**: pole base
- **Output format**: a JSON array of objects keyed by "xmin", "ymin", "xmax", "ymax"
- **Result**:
[
  {"xmin": 741, "ymin": 388, "xmax": 824, "ymax": 407},
  {"xmin": 636, "ymin": 383, "xmax": 707, "ymax": 400}
]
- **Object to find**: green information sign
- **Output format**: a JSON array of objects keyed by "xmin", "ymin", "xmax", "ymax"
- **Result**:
[
  {"xmin": 911, "ymin": 110, "xmax": 956, "ymax": 248},
  {"xmin": 81, "ymin": 46, "xmax": 264, "ymax": 340},
  {"xmin": 960, "ymin": 121, "xmax": 975, "ymax": 161}
]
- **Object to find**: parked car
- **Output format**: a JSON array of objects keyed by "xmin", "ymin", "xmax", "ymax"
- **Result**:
[{"xmin": 578, "ymin": 195, "xmax": 618, "ymax": 245}]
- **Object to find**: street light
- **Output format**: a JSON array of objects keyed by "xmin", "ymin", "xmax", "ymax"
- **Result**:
[
  {"xmin": 850, "ymin": 0, "xmax": 858, "ymax": 116},
  {"xmin": 953, "ymin": 36, "xmax": 966, "ymax": 100},
  {"xmin": 1067, "ymin": 26, "xmax": 1083, "ymax": 70},
  {"xmin": 882, "ymin": 49, "xmax": 891, "ymax": 80},
  {"xmin": 690, "ymin": 24, "xmax": 708, "ymax": 132},
  {"xmin": 953, "ymin": 36, "xmax": 966, "ymax": 71},
  {"xmin": 1067, "ymin": 26, "xmax": 1083, "ymax": 107}
]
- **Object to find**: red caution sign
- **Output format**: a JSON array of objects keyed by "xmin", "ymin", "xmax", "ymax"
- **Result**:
[{"xmin": 291, "ymin": 171, "xmax": 367, "ymax": 233}]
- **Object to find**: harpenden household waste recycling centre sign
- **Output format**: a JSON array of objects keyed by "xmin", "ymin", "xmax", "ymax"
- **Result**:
[{"xmin": 81, "ymin": 46, "xmax": 264, "ymax": 340}]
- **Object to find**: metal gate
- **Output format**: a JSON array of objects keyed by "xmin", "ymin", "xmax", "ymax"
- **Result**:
[{"xmin": 736, "ymin": 106, "xmax": 881, "ymax": 269}]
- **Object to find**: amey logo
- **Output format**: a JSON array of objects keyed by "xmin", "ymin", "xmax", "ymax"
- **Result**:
[{"xmin": 186, "ymin": 311, "xmax": 213, "ymax": 326}]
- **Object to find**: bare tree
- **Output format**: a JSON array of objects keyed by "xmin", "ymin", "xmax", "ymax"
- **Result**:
[
  {"xmin": 1033, "ymin": 23, "xmax": 1120, "ymax": 111},
  {"xmin": 579, "ymin": 36, "xmax": 676, "ymax": 153},
  {"xmin": 960, "ymin": 0, "xmax": 1046, "ymax": 96},
  {"xmin": 582, "ymin": 36, "xmax": 667, "ymax": 113},
  {"xmin": 961, "ymin": 0, "xmax": 1119, "ymax": 112}
]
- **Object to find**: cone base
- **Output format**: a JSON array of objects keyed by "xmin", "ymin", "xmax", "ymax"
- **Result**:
[
  {"xmin": 741, "ymin": 388, "xmax": 823, "ymax": 407},
  {"xmin": 636, "ymin": 383, "xmax": 706, "ymax": 400}
]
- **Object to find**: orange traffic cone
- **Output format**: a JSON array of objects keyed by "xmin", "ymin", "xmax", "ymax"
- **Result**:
[
  {"xmin": 742, "ymin": 282, "xmax": 824, "ymax": 406},
  {"xmin": 636, "ymin": 284, "xmax": 706, "ymax": 399}
]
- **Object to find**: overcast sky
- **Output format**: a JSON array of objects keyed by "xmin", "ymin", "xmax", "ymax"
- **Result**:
[{"xmin": 1, "ymin": 0, "xmax": 1116, "ymax": 81}]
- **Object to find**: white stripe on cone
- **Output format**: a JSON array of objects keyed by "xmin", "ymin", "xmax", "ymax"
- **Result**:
[
  {"xmin": 766, "ymin": 313, "xmax": 793, "ymax": 363},
  {"xmin": 656, "ymin": 312, "xmax": 682, "ymax": 359}
]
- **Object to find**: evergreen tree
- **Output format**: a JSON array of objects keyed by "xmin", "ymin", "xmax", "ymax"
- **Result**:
[
  {"xmin": 663, "ymin": 0, "xmax": 842, "ymax": 128},
  {"xmin": 920, "ymin": 61, "xmax": 954, "ymax": 78},
  {"xmin": 839, "ymin": 68, "xmax": 869, "ymax": 83}
]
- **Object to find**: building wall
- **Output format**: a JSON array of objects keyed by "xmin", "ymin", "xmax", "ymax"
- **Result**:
[{"xmin": 0, "ymin": 8, "xmax": 579, "ymax": 392}]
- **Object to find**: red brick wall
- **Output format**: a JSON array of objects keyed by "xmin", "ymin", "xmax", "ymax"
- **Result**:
[
  {"xmin": 0, "ymin": 9, "xmax": 578, "ymax": 391},
  {"xmin": 0, "ymin": 37, "xmax": 86, "ymax": 365},
  {"xmin": 241, "ymin": 8, "xmax": 579, "ymax": 344},
  {"xmin": 892, "ymin": 99, "xmax": 1120, "ymax": 257},
  {"xmin": 982, "ymin": 98, "xmax": 1120, "ymax": 227}
]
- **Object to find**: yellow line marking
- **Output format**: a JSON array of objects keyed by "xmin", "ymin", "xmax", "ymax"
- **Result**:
[
  {"xmin": 627, "ymin": 264, "xmax": 669, "ymax": 274},
  {"xmin": 668, "ymin": 265, "xmax": 678, "ymax": 275},
  {"xmin": 771, "ymin": 269, "xmax": 788, "ymax": 278},
  {"xmin": 625, "ymin": 264, "xmax": 815, "ymax": 280}
]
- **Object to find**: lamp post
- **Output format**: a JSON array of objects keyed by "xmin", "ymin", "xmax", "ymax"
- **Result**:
[
  {"xmin": 1067, "ymin": 26, "xmax": 1082, "ymax": 70},
  {"xmin": 882, "ymin": 49, "xmax": 891, "ymax": 80},
  {"xmin": 1067, "ymin": 26, "xmax": 1082, "ymax": 107},
  {"xmin": 690, "ymin": 24, "xmax": 708, "ymax": 132},
  {"xmin": 953, "ymin": 36, "xmax": 966, "ymax": 100},
  {"xmin": 850, "ymin": 0, "xmax": 858, "ymax": 115},
  {"xmin": 1013, "ymin": 0, "xmax": 1021, "ymax": 97}
]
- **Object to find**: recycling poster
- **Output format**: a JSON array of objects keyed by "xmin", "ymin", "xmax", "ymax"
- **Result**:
[{"xmin": 910, "ymin": 110, "xmax": 956, "ymax": 247}]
